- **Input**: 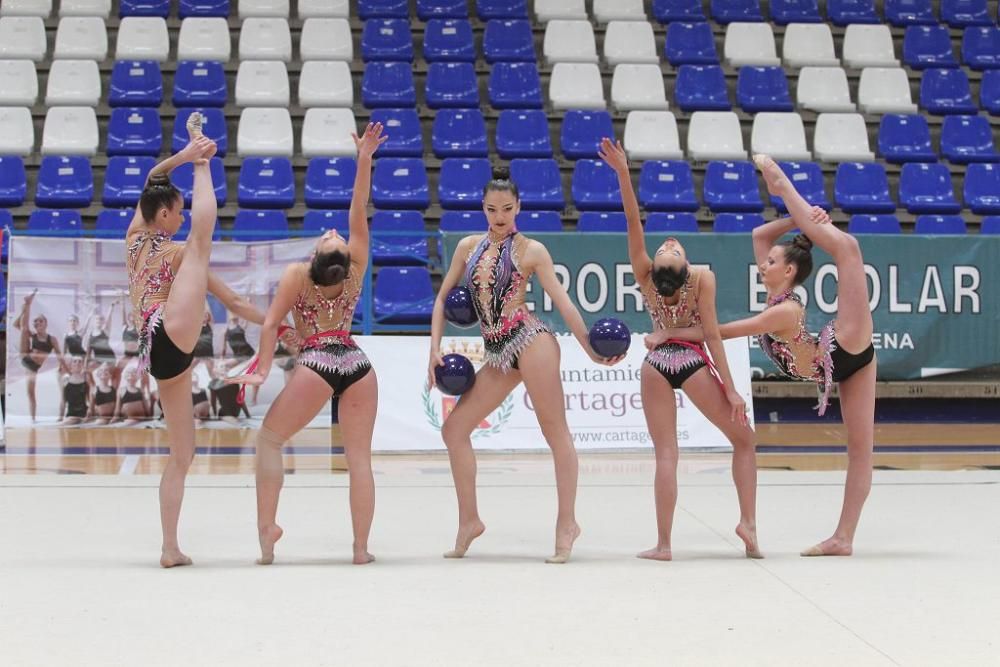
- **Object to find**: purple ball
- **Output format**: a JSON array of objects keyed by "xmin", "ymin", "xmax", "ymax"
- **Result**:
[
  {"xmin": 444, "ymin": 286, "xmax": 479, "ymax": 328},
  {"xmin": 588, "ymin": 318, "xmax": 631, "ymax": 358},
  {"xmin": 435, "ymin": 354, "xmax": 476, "ymax": 396}
]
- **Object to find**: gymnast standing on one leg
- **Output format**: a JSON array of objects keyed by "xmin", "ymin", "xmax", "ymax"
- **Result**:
[
  {"xmin": 650, "ymin": 155, "xmax": 876, "ymax": 557},
  {"xmin": 226, "ymin": 122, "xmax": 387, "ymax": 566},
  {"xmin": 428, "ymin": 167, "xmax": 624, "ymax": 564},
  {"xmin": 600, "ymin": 138, "xmax": 760, "ymax": 560}
]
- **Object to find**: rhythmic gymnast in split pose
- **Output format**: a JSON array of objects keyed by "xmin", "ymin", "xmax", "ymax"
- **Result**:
[{"xmin": 600, "ymin": 138, "xmax": 760, "ymax": 560}]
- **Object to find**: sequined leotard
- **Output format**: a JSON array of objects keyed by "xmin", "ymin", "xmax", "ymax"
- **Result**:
[
  {"xmin": 290, "ymin": 263, "xmax": 371, "ymax": 394},
  {"xmin": 464, "ymin": 232, "xmax": 550, "ymax": 372}
]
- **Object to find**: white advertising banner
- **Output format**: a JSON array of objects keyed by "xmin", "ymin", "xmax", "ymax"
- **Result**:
[{"xmin": 361, "ymin": 334, "xmax": 754, "ymax": 452}]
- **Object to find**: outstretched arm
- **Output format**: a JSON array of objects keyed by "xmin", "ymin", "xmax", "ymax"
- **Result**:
[
  {"xmin": 346, "ymin": 122, "xmax": 388, "ymax": 270},
  {"xmin": 207, "ymin": 273, "xmax": 264, "ymax": 325},
  {"xmin": 529, "ymin": 242, "xmax": 623, "ymax": 366},
  {"xmin": 697, "ymin": 272, "xmax": 748, "ymax": 425},
  {"xmin": 599, "ymin": 138, "xmax": 652, "ymax": 279}
]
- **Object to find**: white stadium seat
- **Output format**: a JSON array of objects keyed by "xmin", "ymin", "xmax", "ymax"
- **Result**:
[
  {"xmin": 858, "ymin": 67, "xmax": 918, "ymax": 114},
  {"xmin": 301, "ymin": 108, "xmax": 357, "ymax": 157},
  {"xmin": 299, "ymin": 60, "xmax": 353, "ymax": 107},
  {"xmin": 239, "ymin": 18, "xmax": 292, "ymax": 62},
  {"xmin": 611, "ymin": 64, "xmax": 668, "ymax": 111},
  {"xmin": 549, "ymin": 62, "xmax": 605, "ymax": 109},
  {"xmin": 750, "ymin": 112, "xmax": 812, "ymax": 161},
  {"xmin": 42, "ymin": 106, "xmax": 99, "ymax": 155},
  {"xmin": 45, "ymin": 59, "xmax": 101, "ymax": 107},
  {"xmin": 0, "ymin": 60, "xmax": 38, "ymax": 105},
  {"xmin": 543, "ymin": 20, "xmax": 598, "ymax": 64},
  {"xmin": 782, "ymin": 23, "xmax": 838, "ymax": 68},
  {"xmin": 843, "ymin": 24, "xmax": 898, "ymax": 69},
  {"xmin": 178, "ymin": 18, "xmax": 231, "ymax": 62},
  {"xmin": 725, "ymin": 22, "xmax": 780, "ymax": 67},
  {"xmin": 0, "ymin": 106, "xmax": 35, "ymax": 155},
  {"xmin": 54, "ymin": 17, "xmax": 108, "ymax": 60},
  {"xmin": 604, "ymin": 21, "xmax": 659, "ymax": 66},
  {"xmin": 624, "ymin": 111, "xmax": 683, "ymax": 160},
  {"xmin": 0, "ymin": 17, "xmax": 47, "ymax": 61},
  {"xmin": 797, "ymin": 67, "xmax": 855, "ymax": 112},
  {"xmin": 300, "ymin": 18, "xmax": 353, "ymax": 61},
  {"xmin": 235, "ymin": 60, "xmax": 290, "ymax": 107},
  {"xmin": 237, "ymin": 107, "xmax": 294, "ymax": 157},
  {"xmin": 687, "ymin": 111, "xmax": 746, "ymax": 161},
  {"xmin": 813, "ymin": 113, "xmax": 875, "ymax": 162},
  {"xmin": 116, "ymin": 17, "xmax": 169, "ymax": 62}
]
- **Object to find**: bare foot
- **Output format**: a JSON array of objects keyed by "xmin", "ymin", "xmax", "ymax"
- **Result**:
[
  {"xmin": 801, "ymin": 537, "xmax": 852, "ymax": 557},
  {"xmin": 736, "ymin": 522, "xmax": 763, "ymax": 559},
  {"xmin": 160, "ymin": 549, "xmax": 193, "ymax": 568},
  {"xmin": 256, "ymin": 524, "xmax": 284, "ymax": 565},
  {"xmin": 753, "ymin": 154, "xmax": 789, "ymax": 197},
  {"xmin": 546, "ymin": 522, "xmax": 581, "ymax": 564},
  {"xmin": 186, "ymin": 111, "xmax": 203, "ymax": 140},
  {"xmin": 443, "ymin": 519, "xmax": 486, "ymax": 558},
  {"xmin": 637, "ymin": 546, "xmax": 673, "ymax": 561},
  {"xmin": 353, "ymin": 549, "xmax": 376, "ymax": 565}
]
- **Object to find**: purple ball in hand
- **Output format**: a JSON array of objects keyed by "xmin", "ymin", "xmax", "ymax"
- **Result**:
[
  {"xmin": 435, "ymin": 354, "xmax": 476, "ymax": 396},
  {"xmin": 588, "ymin": 318, "xmax": 631, "ymax": 358}
]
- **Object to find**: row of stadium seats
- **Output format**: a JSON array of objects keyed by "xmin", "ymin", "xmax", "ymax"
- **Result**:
[
  {"xmin": 5, "ymin": 152, "xmax": 999, "ymax": 215},
  {"xmin": 4, "ymin": 0, "xmax": 998, "ymax": 29}
]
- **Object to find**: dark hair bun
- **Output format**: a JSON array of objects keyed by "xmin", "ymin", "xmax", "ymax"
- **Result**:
[
  {"xmin": 651, "ymin": 265, "xmax": 689, "ymax": 297},
  {"xmin": 491, "ymin": 165, "xmax": 511, "ymax": 181},
  {"xmin": 147, "ymin": 173, "xmax": 171, "ymax": 186},
  {"xmin": 309, "ymin": 249, "xmax": 351, "ymax": 286},
  {"xmin": 323, "ymin": 264, "xmax": 346, "ymax": 284},
  {"xmin": 792, "ymin": 234, "xmax": 813, "ymax": 251}
]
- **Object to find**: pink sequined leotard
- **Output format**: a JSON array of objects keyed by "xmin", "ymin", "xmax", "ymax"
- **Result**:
[
  {"xmin": 641, "ymin": 268, "xmax": 715, "ymax": 384},
  {"xmin": 126, "ymin": 229, "xmax": 183, "ymax": 375},
  {"xmin": 464, "ymin": 232, "xmax": 550, "ymax": 372}
]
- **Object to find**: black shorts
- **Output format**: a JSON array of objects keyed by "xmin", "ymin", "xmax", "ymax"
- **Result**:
[
  {"xmin": 149, "ymin": 323, "xmax": 195, "ymax": 381},
  {"xmin": 21, "ymin": 356, "xmax": 41, "ymax": 373},
  {"xmin": 301, "ymin": 361, "xmax": 372, "ymax": 397},
  {"xmin": 831, "ymin": 338, "xmax": 875, "ymax": 384},
  {"xmin": 66, "ymin": 403, "xmax": 88, "ymax": 418}
]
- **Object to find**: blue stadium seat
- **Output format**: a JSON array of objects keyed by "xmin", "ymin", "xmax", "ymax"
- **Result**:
[
  {"xmin": 232, "ymin": 210, "xmax": 290, "ymax": 241},
  {"xmin": 107, "ymin": 107, "xmax": 162, "ymax": 157},
  {"xmin": 980, "ymin": 70, "xmax": 1000, "ymax": 113},
  {"xmin": 302, "ymin": 209, "xmax": 351, "ymax": 237},
  {"xmin": 238, "ymin": 157, "xmax": 295, "ymax": 209},
  {"xmin": 476, "ymin": 0, "xmax": 528, "ymax": 20},
  {"xmin": 440, "ymin": 210, "xmax": 488, "ymax": 233},
  {"xmin": 488, "ymin": 62, "xmax": 543, "ymax": 109},
  {"xmin": 426, "ymin": 62, "xmax": 479, "ymax": 108},
  {"xmin": 372, "ymin": 158, "xmax": 431, "ymax": 209},
  {"xmin": 171, "ymin": 158, "xmax": 227, "ymax": 207},
  {"xmin": 962, "ymin": 163, "xmax": 1000, "ymax": 213},
  {"xmin": 903, "ymin": 26, "xmax": 958, "ymax": 69},
  {"xmin": 769, "ymin": 161, "xmax": 831, "ymax": 212},
  {"xmin": 496, "ymin": 109, "xmax": 553, "ymax": 158},
  {"xmin": 653, "ymin": 0, "xmax": 707, "ymax": 22},
  {"xmin": 174, "ymin": 210, "xmax": 222, "ymax": 241},
  {"xmin": 173, "ymin": 61, "xmax": 227, "ymax": 107},
  {"xmin": 941, "ymin": 115, "xmax": 998, "ymax": 163},
  {"xmin": 578, "ymin": 212, "xmax": 628, "ymax": 232},
  {"xmin": 703, "ymin": 161, "xmax": 763, "ymax": 212},
  {"xmin": 418, "ymin": 0, "xmax": 469, "ymax": 20},
  {"xmin": 516, "ymin": 210, "xmax": 563, "ymax": 232},
  {"xmin": 834, "ymin": 163, "xmax": 896, "ymax": 213},
  {"xmin": 915, "ymin": 215, "xmax": 968, "ymax": 234},
  {"xmin": 877, "ymin": 114, "xmax": 937, "ymax": 163},
  {"xmin": 962, "ymin": 27, "xmax": 1000, "ymax": 70},
  {"xmin": 35, "ymin": 156, "xmax": 93, "ymax": 208},
  {"xmin": 103, "ymin": 156, "xmax": 154, "ymax": 207},
  {"xmin": 920, "ymin": 68, "xmax": 976, "ymax": 114},
  {"xmin": 560, "ymin": 110, "xmax": 614, "ymax": 160},
  {"xmin": 0, "ymin": 156, "xmax": 27, "ymax": 207},
  {"xmin": 848, "ymin": 214, "xmax": 902, "ymax": 234},
  {"xmin": 827, "ymin": 0, "xmax": 880, "ymax": 25},
  {"xmin": 362, "ymin": 19, "xmax": 414, "ymax": 62},
  {"xmin": 0, "ymin": 213, "xmax": 10, "ymax": 262},
  {"xmin": 981, "ymin": 216, "xmax": 1000, "ymax": 233},
  {"xmin": 638, "ymin": 161, "xmax": 699, "ymax": 212},
  {"xmin": 432, "ymin": 109, "xmax": 488, "ymax": 158},
  {"xmin": 510, "ymin": 159, "xmax": 564, "ymax": 210},
  {"xmin": 899, "ymin": 162, "xmax": 961, "ymax": 213},
  {"xmin": 737, "ymin": 67, "xmax": 793, "ymax": 112},
  {"xmin": 94, "ymin": 209, "xmax": 134, "ymax": 238},
  {"xmin": 370, "ymin": 108, "xmax": 423, "ymax": 157},
  {"xmin": 941, "ymin": 0, "xmax": 993, "ymax": 27},
  {"xmin": 483, "ymin": 19, "xmax": 535, "ymax": 62},
  {"xmin": 665, "ymin": 22, "xmax": 718, "ymax": 66},
  {"xmin": 172, "ymin": 108, "xmax": 227, "ymax": 156},
  {"xmin": 646, "ymin": 212, "xmax": 700, "ymax": 232},
  {"xmin": 304, "ymin": 158, "xmax": 356, "ymax": 209},
  {"xmin": 374, "ymin": 266, "xmax": 435, "ymax": 325},
  {"xmin": 109, "ymin": 60, "xmax": 163, "ymax": 107},
  {"xmin": 571, "ymin": 160, "xmax": 621, "ymax": 211},
  {"xmin": 424, "ymin": 19, "xmax": 475, "ymax": 62},
  {"xmin": 710, "ymin": 0, "xmax": 763, "ymax": 23},
  {"xmin": 358, "ymin": 0, "xmax": 409, "ymax": 19},
  {"xmin": 675, "ymin": 65, "xmax": 730, "ymax": 111},
  {"xmin": 371, "ymin": 210, "xmax": 428, "ymax": 265},
  {"xmin": 120, "ymin": 1, "xmax": 170, "ymax": 17},
  {"xmin": 713, "ymin": 213, "xmax": 765, "ymax": 232},
  {"xmin": 884, "ymin": 0, "xmax": 937, "ymax": 25},
  {"xmin": 27, "ymin": 209, "xmax": 83, "ymax": 237},
  {"xmin": 179, "ymin": 1, "xmax": 230, "ymax": 18},
  {"xmin": 770, "ymin": 0, "xmax": 822, "ymax": 24},
  {"xmin": 362, "ymin": 62, "xmax": 417, "ymax": 108},
  {"xmin": 438, "ymin": 158, "xmax": 491, "ymax": 209}
]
